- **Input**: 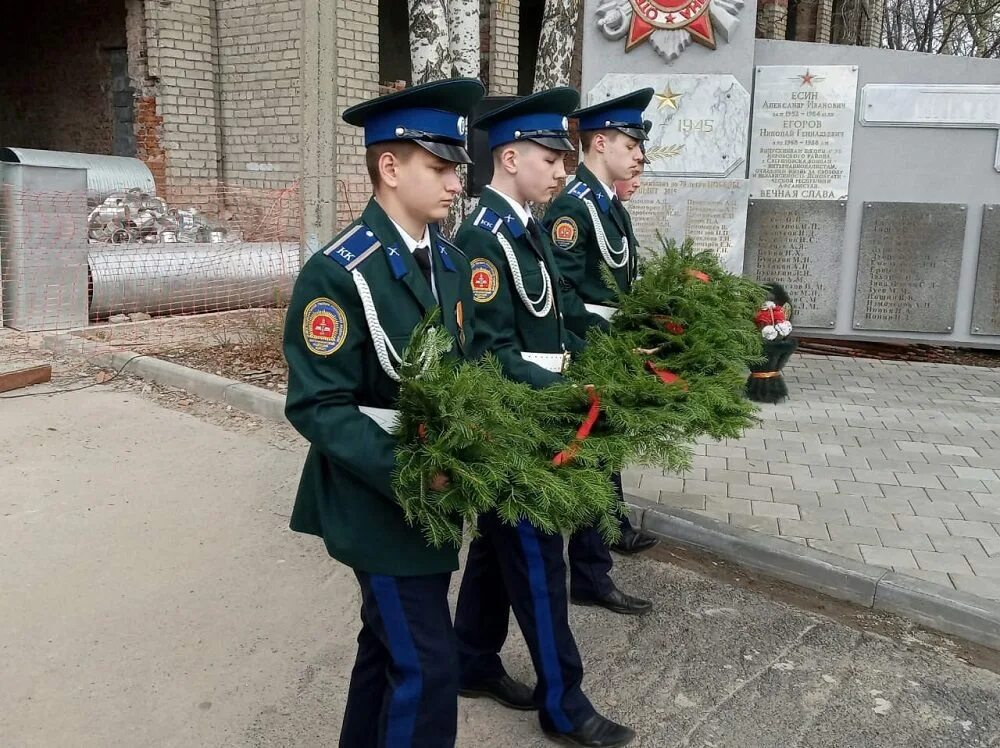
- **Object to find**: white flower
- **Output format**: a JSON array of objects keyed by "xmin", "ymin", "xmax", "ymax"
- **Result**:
[
  {"xmin": 761, "ymin": 325, "xmax": 778, "ymax": 341},
  {"xmin": 762, "ymin": 301, "xmax": 777, "ymax": 310},
  {"xmin": 775, "ymin": 321, "xmax": 793, "ymax": 337}
]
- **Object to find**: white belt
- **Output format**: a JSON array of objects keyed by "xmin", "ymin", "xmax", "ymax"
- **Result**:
[
  {"xmin": 585, "ymin": 303, "xmax": 617, "ymax": 321},
  {"xmin": 521, "ymin": 351, "xmax": 569, "ymax": 373},
  {"xmin": 359, "ymin": 405, "xmax": 400, "ymax": 433}
]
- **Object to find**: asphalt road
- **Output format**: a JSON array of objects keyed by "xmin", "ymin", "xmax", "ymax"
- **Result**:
[{"xmin": 3, "ymin": 385, "xmax": 999, "ymax": 747}]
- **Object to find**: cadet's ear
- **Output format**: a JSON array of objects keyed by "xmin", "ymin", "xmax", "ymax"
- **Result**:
[
  {"xmin": 592, "ymin": 132, "xmax": 607, "ymax": 154},
  {"xmin": 378, "ymin": 151, "xmax": 402, "ymax": 189},
  {"xmin": 498, "ymin": 145, "xmax": 519, "ymax": 175}
]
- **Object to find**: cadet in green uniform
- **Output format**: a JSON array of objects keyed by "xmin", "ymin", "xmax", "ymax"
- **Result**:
[
  {"xmin": 282, "ymin": 78, "xmax": 531, "ymax": 748},
  {"xmin": 453, "ymin": 88, "xmax": 636, "ymax": 748},
  {"xmin": 543, "ymin": 90, "xmax": 660, "ymax": 617}
]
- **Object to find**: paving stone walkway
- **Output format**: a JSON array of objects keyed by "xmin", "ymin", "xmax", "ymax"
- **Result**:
[{"xmin": 626, "ymin": 353, "xmax": 1000, "ymax": 602}]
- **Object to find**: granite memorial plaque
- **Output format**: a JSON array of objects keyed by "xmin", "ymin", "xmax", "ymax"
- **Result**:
[
  {"xmin": 971, "ymin": 205, "xmax": 1000, "ymax": 335},
  {"xmin": 588, "ymin": 73, "xmax": 750, "ymax": 178},
  {"xmin": 859, "ymin": 84, "xmax": 1000, "ymax": 171},
  {"xmin": 853, "ymin": 202, "xmax": 967, "ymax": 333},
  {"xmin": 628, "ymin": 176, "xmax": 749, "ymax": 274},
  {"xmin": 744, "ymin": 200, "xmax": 845, "ymax": 328},
  {"xmin": 749, "ymin": 65, "xmax": 859, "ymax": 200}
]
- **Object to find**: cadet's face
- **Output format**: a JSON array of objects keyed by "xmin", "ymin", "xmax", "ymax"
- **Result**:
[
  {"xmin": 395, "ymin": 148, "xmax": 462, "ymax": 222},
  {"xmin": 614, "ymin": 171, "xmax": 642, "ymax": 202},
  {"xmin": 512, "ymin": 142, "xmax": 567, "ymax": 204},
  {"xmin": 602, "ymin": 132, "xmax": 644, "ymax": 182}
]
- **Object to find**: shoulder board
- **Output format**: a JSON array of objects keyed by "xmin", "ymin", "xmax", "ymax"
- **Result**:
[
  {"xmin": 472, "ymin": 207, "xmax": 502, "ymax": 234},
  {"xmin": 322, "ymin": 223, "xmax": 382, "ymax": 271},
  {"xmin": 568, "ymin": 181, "xmax": 591, "ymax": 200}
]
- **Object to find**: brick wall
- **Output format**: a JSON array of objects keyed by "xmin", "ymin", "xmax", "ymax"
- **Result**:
[
  {"xmin": 815, "ymin": 0, "xmax": 834, "ymax": 42},
  {"xmin": 0, "ymin": 0, "xmax": 125, "ymax": 155},
  {"xmin": 756, "ymin": 0, "xmax": 789, "ymax": 38},
  {"xmin": 336, "ymin": 0, "xmax": 380, "ymax": 227},
  {"xmin": 489, "ymin": 0, "xmax": 520, "ymax": 95},
  {"xmin": 143, "ymin": 0, "xmax": 222, "ymax": 204},
  {"xmin": 217, "ymin": 0, "xmax": 302, "ymax": 188}
]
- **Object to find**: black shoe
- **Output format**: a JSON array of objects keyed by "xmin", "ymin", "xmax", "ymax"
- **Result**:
[
  {"xmin": 545, "ymin": 713, "xmax": 636, "ymax": 747},
  {"xmin": 459, "ymin": 673, "xmax": 536, "ymax": 711},
  {"xmin": 571, "ymin": 584, "xmax": 652, "ymax": 616},
  {"xmin": 611, "ymin": 527, "xmax": 659, "ymax": 555}
]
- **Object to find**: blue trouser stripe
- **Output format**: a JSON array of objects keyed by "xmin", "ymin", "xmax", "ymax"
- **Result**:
[
  {"xmin": 369, "ymin": 574, "xmax": 423, "ymax": 747},
  {"xmin": 516, "ymin": 521, "xmax": 573, "ymax": 733}
]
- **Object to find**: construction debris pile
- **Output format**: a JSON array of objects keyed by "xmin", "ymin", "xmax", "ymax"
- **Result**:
[{"xmin": 87, "ymin": 189, "xmax": 231, "ymax": 244}]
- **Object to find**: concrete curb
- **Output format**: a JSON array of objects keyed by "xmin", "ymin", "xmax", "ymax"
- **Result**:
[
  {"xmin": 42, "ymin": 333, "xmax": 289, "ymax": 422},
  {"xmin": 627, "ymin": 496, "xmax": 1000, "ymax": 651},
  {"xmin": 42, "ymin": 332, "xmax": 1000, "ymax": 651}
]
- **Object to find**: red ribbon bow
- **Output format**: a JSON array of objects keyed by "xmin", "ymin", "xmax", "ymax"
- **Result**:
[
  {"xmin": 552, "ymin": 388, "xmax": 602, "ymax": 466},
  {"xmin": 645, "ymin": 360, "xmax": 688, "ymax": 390}
]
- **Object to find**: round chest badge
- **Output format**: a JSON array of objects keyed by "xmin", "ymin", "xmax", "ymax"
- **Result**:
[
  {"xmin": 551, "ymin": 217, "xmax": 578, "ymax": 249},
  {"xmin": 470, "ymin": 258, "xmax": 499, "ymax": 303},
  {"xmin": 303, "ymin": 297, "xmax": 348, "ymax": 356}
]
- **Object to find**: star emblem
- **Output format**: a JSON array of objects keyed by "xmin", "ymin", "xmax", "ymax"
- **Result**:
[
  {"xmin": 654, "ymin": 86, "xmax": 683, "ymax": 110},
  {"xmin": 798, "ymin": 69, "xmax": 824, "ymax": 86},
  {"xmin": 625, "ymin": 0, "xmax": 717, "ymax": 53}
]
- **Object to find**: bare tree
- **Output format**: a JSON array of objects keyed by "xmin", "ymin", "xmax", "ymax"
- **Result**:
[
  {"xmin": 533, "ymin": 0, "xmax": 582, "ymax": 91},
  {"xmin": 450, "ymin": 0, "xmax": 481, "ymax": 78},
  {"xmin": 880, "ymin": 0, "xmax": 1000, "ymax": 56},
  {"xmin": 409, "ymin": 0, "xmax": 481, "ymax": 83},
  {"xmin": 409, "ymin": 0, "xmax": 451, "ymax": 83}
]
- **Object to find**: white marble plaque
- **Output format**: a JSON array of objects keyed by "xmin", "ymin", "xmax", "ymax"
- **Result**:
[
  {"xmin": 588, "ymin": 73, "xmax": 750, "ymax": 178},
  {"xmin": 626, "ymin": 176, "xmax": 749, "ymax": 274},
  {"xmin": 749, "ymin": 65, "xmax": 859, "ymax": 200},
  {"xmin": 859, "ymin": 84, "xmax": 1000, "ymax": 172}
]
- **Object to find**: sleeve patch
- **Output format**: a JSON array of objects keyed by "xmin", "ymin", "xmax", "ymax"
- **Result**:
[
  {"xmin": 303, "ymin": 297, "xmax": 348, "ymax": 355},
  {"xmin": 470, "ymin": 258, "xmax": 500, "ymax": 303},
  {"xmin": 551, "ymin": 217, "xmax": 579, "ymax": 250}
]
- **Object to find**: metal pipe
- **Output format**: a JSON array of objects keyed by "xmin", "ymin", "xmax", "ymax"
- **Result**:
[
  {"xmin": 0, "ymin": 148, "xmax": 156, "ymax": 203},
  {"xmin": 87, "ymin": 243, "xmax": 300, "ymax": 318}
]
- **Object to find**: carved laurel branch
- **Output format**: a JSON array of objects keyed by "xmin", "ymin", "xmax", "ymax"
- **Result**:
[{"xmin": 645, "ymin": 144, "xmax": 685, "ymax": 160}]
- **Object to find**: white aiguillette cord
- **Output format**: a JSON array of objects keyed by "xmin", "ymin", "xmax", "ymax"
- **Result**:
[
  {"xmin": 583, "ymin": 197, "xmax": 629, "ymax": 270},
  {"xmin": 496, "ymin": 231, "xmax": 554, "ymax": 318}
]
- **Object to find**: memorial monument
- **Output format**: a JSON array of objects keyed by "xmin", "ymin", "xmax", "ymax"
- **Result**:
[{"xmin": 581, "ymin": 0, "xmax": 1000, "ymax": 348}]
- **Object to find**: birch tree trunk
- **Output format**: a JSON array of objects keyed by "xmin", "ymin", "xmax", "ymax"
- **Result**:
[
  {"xmin": 449, "ymin": 0, "xmax": 481, "ymax": 77},
  {"xmin": 533, "ymin": 0, "xmax": 581, "ymax": 91},
  {"xmin": 409, "ymin": 0, "xmax": 451, "ymax": 83}
]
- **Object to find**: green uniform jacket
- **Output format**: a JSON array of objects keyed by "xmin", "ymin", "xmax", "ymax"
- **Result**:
[
  {"xmin": 283, "ymin": 199, "xmax": 475, "ymax": 576},
  {"xmin": 456, "ymin": 188, "xmax": 601, "ymax": 389},
  {"xmin": 542, "ymin": 164, "xmax": 639, "ymax": 332}
]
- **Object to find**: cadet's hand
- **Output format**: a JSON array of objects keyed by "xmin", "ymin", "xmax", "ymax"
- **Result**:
[{"xmin": 429, "ymin": 472, "xmax": 451, "ymax": 492}]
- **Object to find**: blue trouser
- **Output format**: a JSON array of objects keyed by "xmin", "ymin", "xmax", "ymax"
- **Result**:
[
  {"xmin": 340, "ymin": 571, "xmax": 458, "ymax": 748},
  {"xmin": 568, "ymin": 472, "xmax": 634, "ymax": 599},
  {"xmin": 454, "ymin": 511, "xmax": 596, "ymax": 734}
]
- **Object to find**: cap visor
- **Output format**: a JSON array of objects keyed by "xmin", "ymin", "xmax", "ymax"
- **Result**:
[
  {"xmin": 616, "ymin": 126, "xmax": 648, "ymax": 141},
  {"xmin": 527, "ymin": 136, "xmax": 575, "ymax": 152},
  {"xmin": 417, "ymin": 140, "xmax": 473, "ymax": 164}
]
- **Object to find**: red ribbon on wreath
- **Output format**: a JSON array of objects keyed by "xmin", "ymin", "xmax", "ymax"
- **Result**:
[
  {"xmin": 753, "ymin": 305, "xmax": 786, "ymax": 328},
  {"xmin": 552, "ymin": 387, "xmax": 602, "ymax": 466},
  {"xmin": 645, "ymin": 360, "xmax": 689, "ymax": 390},
  {"xmin": 686, "ymin": 268, "xmax": 710, "ymax": 283}
]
